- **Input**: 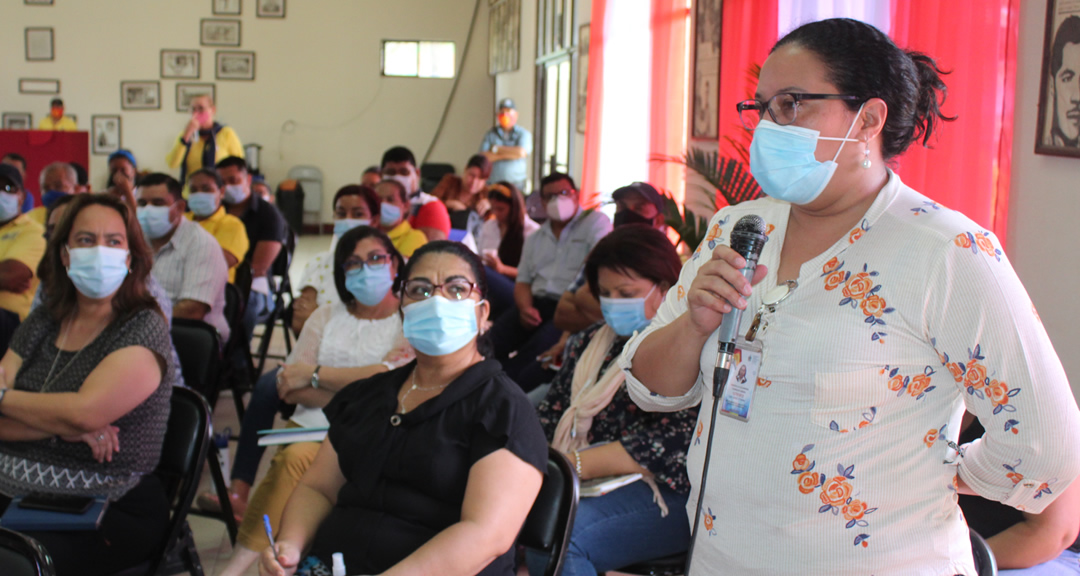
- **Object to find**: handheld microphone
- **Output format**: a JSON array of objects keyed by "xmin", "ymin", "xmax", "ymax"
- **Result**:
[{"xmin": 711, "ymin": 215, "xmax": 768, "ymax": 398}]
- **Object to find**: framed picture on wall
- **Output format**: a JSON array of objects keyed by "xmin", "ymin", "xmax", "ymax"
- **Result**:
[
  {"xmin": 576, "ymin": 24, "xmax": 589, "ymax": 134},
  {"xmin": 91, "ymin": 115, "xmax": 122, "ymax": 155},
  {"xmin": 161, "ymin": 50, "xmax": 201, "ymax": 79},
  {"xmin": 176, "ymin": 83, "xmax": 216, "ymax": 112},
  {"xmin": 24, "ymin": 0, "xmax": 53, "ymax": 5},
  {"xmin": 489, "ymin": 0, "xmax": 521, "ymax": 75},
  {"xmin": 256, "ymin": 0, "xmax": 285, "ymax": 18},
  {"xmin": 2, "ymin": 113, "xmax": 32, "ymax": 130},
  {"xmin": 25, "ymin": 27, "xmax": 54, "ymax": 61},
  {"xmin": 213, "ymin": 0, "xmax": 241, "ymax": 15},
  {"xmin": 120, "ymin": 81, "xmax": 161, "ymax": 110},
  {"xmin": 216, "ymin": 51, "xmax": 255, "ymax": 80},
  {"xmin": 1036, "ymin": 0, "xmax": 1080, "ymax": 157},
  {"xmin": 18, "ymin": 78, "xmax": 60, "ymax": 94},
  {"xmin": 201, "ymin": 19, "xmax": 242, "ymax": 47},
  {"xmin": 691, "ymin": 0, "xmax": 722, "ymax": 140}
]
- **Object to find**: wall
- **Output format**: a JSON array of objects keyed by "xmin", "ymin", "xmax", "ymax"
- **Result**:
[
  {"xmin": 495, "ymin": 0, "xmax": 537, "ymax": 171},
  {"xmin": 1009, "ymin": 1, "xmax": 1080, "ymax": 398},
  {"xmin": 1, "ymin": 0, "xmax": 493, "ymax": 223}
]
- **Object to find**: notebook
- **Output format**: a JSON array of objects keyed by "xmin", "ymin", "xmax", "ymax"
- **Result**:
[
  {"xmin": 580, "ymin": 473, "xmax": 643, "ymax": 498},
  {"xmin": 0, "ymin": 495, "xmax": 109, "ymax": 531},
  {"xmin": 256, "ymin": 426, "xmax": 329, "ymax": 446}
]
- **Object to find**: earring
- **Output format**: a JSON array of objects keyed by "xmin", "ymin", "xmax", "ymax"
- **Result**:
[{"xmin": 861, "ymin": 142, "xmax": 872, "ymax": 169}]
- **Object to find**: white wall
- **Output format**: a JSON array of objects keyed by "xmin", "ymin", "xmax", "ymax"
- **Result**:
[
  {"xmin": 1009, "ymin": 1, "xmax": 1080, "ymax": 398},
  {"xmin": 1, "ymin": 0, "xmax": 493, "ymax": 222}
]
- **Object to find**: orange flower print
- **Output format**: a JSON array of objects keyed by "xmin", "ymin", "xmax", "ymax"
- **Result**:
[
  {"xmin": 924, "ymin": 428, "xmax": 939, "ymax": 448},
  {"xmin": 1007, "ymin": 471, "xmax": 1024, "ymax": 484},
  {"xmin": 955, "ymin": 233, "xmax": 972, "ymax": 248},
  {"xmin": 975, "ymin": 234, "xmax": 995, "ymax": 256},
  {"xmin": 703, "ymin": 507, "xmax": 717, "ymax": 536},
  {"xmin": 705, "ymin": 216, "xmax": 729, "ymax": 250},
  {"xmin": 694, "ymin": 421, "xmax": 703, "ymax": 445},
  {"xmin": 987, "ymin": 380, "xmax": 1010, "ymax": 407},
  {"xmin": 820, "ymin": 476, "xmax": 854, "ymax": 507},
  {"xmin": 908, "ymin": 374, "xmax": 932, "ymax": 398},
  {"xmin": 765, "ymin": 223, "xmax": 776, "ymax": 236},
  {"xmin": 861, "ymin": 294, "xmax": 887, "ymax": 318},
  {"xmin": 824, "ymin": 261, "xmax": 891, "ymax": 342},
  {"xmin": 957, "ymin": 231, "xmax": 1003, "ymax": 261},
  {"xmin": 842, "ymin": 272, "xmax": 873, "ymax": 301},
  {"xmin": 792, "ymin": 448, "xmax": 876, "ymax": 543},
  {"xmin": 792, "ymin": 453, "xmax": 812, "ymax": 472},
  {"xmin": 797, "ymin": 471, "xmax": 821, "ymax": 494},
  {"xmin": 677, "ymin": 285, "xmax": 686, "ymax": 301},
  {"xmin": 824, "ymin": 270, "xmax": 847, "ymax": 291},
  {"xmin": 964, "ymin": 362, "xmax": 988, "ymax": 390},
  {"xmin": 822, "ymin": 256, "xmax": 841, "ymax": 275},
  {"xmin": 849, "ymin": 227, "xmax": 864, "ymax": 243},
  {"xmin": 756, "ymin": 377, "xmax": 771, "ymax": 388},
  {"xmin": 857, "ymin": 420, "xmax": 871, "ymax": 429},
  {"xmin": 947, "ymin": 362, "xmax": 965, "ymax": 382},
  {"xmin": 842, "ymin": 499, "xmax": 869, "ymax": 522},
  {"xmin": 882, "ymin": 366, "xmax": 936, "ymax": 400},
  {"xmin": 1035, "ymin": 482, "xmax": 1054, "ymax": 499},
  {"xmin": 887, "ymin": 375, "xmax": 906, "ymax": 392}
]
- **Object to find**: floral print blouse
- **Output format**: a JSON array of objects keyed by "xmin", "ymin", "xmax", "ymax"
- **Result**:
[{"xmin": 536, "ymin": 323, "xmax": 699, "ymax": 494}]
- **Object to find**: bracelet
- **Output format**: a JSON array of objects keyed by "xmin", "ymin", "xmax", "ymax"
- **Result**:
[{"xmin": 572, "ymin": 450, "xmax": 583, "ymax": 477}]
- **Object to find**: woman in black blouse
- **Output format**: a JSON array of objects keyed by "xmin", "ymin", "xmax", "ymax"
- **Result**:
[
  {"xmin": 529, "ymin": 225, "xmax": 697, "ymax": 576},
  {"xmin": 261, "ymin": 241, "xmax": 547, "ymax": 576}
]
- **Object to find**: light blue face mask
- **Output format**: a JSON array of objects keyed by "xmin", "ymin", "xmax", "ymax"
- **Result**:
[
  {"xmin": 381, "ymin": 203, "xmax": 402, "ymax": 226},
  {"xmin": 66, "ymin": 246, "xmax": 130, "ymax": 299},
  {"xmin": 187, "ymin": 192, "xmax": 219, "ymax": 218},
  {"xmin": 223, "ymin": 184, "xmax": 248, "ymax": 205},
  {"xmin": 0, "ymin": 192, "xmax": 21, "ymax": 221},
  {"xmin": 334, "ymin": 218, "xmax": 371, "ymax": 238},
  {"xmin": 344, "ymin": 264, "xmax": 393, "ymax": 307},
  {"xmin": 402, "ymin": 296, "xmax": 481, "ymax": 356},
  {"xmin": 748, "ymin": 103, "xmax": 864, "ymax": 205},
  {"xmin": 137, "ymin": 205, "xmax": 176, "ymax": 240},
  {"xmin": 600, "ymin": 284, "xmax": 656, "ymax": 337}
]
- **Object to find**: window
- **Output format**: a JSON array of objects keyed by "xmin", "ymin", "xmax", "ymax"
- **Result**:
[{"xmin": 381, "ymin": 41, "xmax": 456, "ymax": 78}]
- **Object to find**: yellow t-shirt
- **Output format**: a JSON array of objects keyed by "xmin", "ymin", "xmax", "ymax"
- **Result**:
[
  {"xmin": 26, "ymin": 206, "xmax": 47, "ymax": 228},
  {"xmin": 37, "ymin": 116, "xmax": 77, "ymax": 131},
  {"xmin": 187, "ymin": 206, "xmax": 250, "ymax": 283},
  {"xmin": 165, "ymin": 125, "xmax": 245, "ymax": 178},
  {"xmin": 0, "ymin": 215, "xmax": 46, "ymax": 319},
  {"xmin": 386, "ymin": 220, "xmax": 427, "ymax": 258}
]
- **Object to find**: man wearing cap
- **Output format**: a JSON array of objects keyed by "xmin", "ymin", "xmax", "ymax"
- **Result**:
[
  {"xmin": 480, "ymin": 98, "xmax": 533, "ymax": 193},
  {"xmin": 37, "ymin": 98, "xmax": 77, "ymax": 131},
  {"xmin": 106, "ymin": 149, "xmax": 139, "ymax": 208},
  {"xmin": 0, "ymin": 164, "xmax": 46, "ymax": 328}
]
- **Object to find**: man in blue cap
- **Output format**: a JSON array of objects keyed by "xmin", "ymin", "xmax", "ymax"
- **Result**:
[
  {"xmin": 106, "ymin": 149, "xmax": 138, "ymax": 206},
  {"xmin": 479, "ymin": 98, "xmax": 533, "ymax": 193}
]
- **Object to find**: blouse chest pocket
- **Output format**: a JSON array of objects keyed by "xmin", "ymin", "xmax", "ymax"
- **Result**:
[{"xmin": 811, "ymin": 368, "xmax": 891, "ymax": 433}]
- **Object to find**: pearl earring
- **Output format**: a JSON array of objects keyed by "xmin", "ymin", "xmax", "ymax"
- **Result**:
[{"xmin": 861, "ymin": 142, "xmax": 872, "ymax": 169}]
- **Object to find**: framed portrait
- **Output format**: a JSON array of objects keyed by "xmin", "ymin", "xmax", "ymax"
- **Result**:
[
  {"xmin": 2, "ymin": 113, "xmax": 32, "ymax": 131},
  {"xmin": 161, "ymin": 50, "xmax": 200, "ymax": 79},
  {"xmin": 91, "ymin": 115, "xmax": 122, "ymax": 155},
  {"xmin": 489, "ymin": 0, "xmax": 521, "ymax": 75},
  {"xmin": 216, "ymin": 51, "xmax": 255, "ymax": 80},
  {"xmin": 576, "ymin": 24, "xmax": 589, "ymax": 134},
  {"xmin": 120, "ymin": 81, "xmax": 161, "ymax": 110},
  {"xmin": 18, "ymin": 78, "xmax": 60, "ymax": 94},
  {"xmin": 201, "ymin": 19, "xmax": 242, "ymax": 47},
  {"xmin": 213, "ymin": 0, "xmax": 241, "ymax": 15},
  {"xmin": 25, "ymin": 27, "xmax": 54, "ymax": 61},
  {"xmin": 256, "ymin": 0, "xmax": 285, "ymax": 18},
  {"xmin": 1036, "ymin": 0, "xmax": 1080, "ymax": 157},
  {"xmin": 176, "ymin": 83, "xmax": 216, "ymax": 112},
  {"xmin": 24, "ymin": 0, "xmax": 53, "ymax": 5},
  {"xmin": 691, "ymin": 0, "xmax": 722, "ymax": 140}
]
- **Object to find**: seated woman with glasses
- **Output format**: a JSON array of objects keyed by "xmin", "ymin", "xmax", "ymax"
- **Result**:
[
  {"xmin": 217, "ymin": 225, "xmax": 411, "ymax": 576},
  {"xmin": 0, "ymin": 194, "xmax": 176, "ymax": 575},
  {"xmin": 527, "ymin": 225, "xmax": 697, "ymax": 576},
  {"xmin": 261, "ymin": 241, "xmax": 547, "ymax": 576}
]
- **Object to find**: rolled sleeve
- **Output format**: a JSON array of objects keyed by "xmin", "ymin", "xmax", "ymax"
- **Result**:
[
  {"xmin": 515, "ymin": 235, "xmax": 537, "ymax": 285},
  {"xmin": 179, "ymin": 231, "xmax": 228, "ymax": 307}
]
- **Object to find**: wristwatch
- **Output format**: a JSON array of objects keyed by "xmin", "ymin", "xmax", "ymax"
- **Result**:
[{"xmin": 310, "ymin": 365, "xmax": 322, "ymax": 389}]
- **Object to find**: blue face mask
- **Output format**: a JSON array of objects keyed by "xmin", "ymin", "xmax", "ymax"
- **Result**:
[
  {"xmin": 345, "ymin": 264, "xmax": 393, "ymax": 307},
  {"xmin": 0, "ymin": 192, "xmax": 21, "ymax": 221},
  {"xmin": 41, "ymin": 190, "xmax": 68, "ymax": 209},
  {"xmin": 223, "ymin": 184, "xmax": 248, "ymax": 205},
  {"xmin": 381, "ymin": 203, "xmax": 402, "ymax": 226},
  {"xmin": 188, "ymin": 192, "xmax": 219, "ymax": 218},
  {"xmin": 402, "ymin": 296, "xmax": 481, "ymax": 356},
  {"xmin": 748, "ymin": 104, "xmax": 864, "ymax": 205},
  {"xmin": 137, "ymin": 205, "xmax": 176, "ymax": 240},
  {"xmin": 334, "ymin": 218, "xmax": 371, "ymax": 238},
  {"xmin": 66, "ymin": 246, "xmax": 130, "ymax": 299},
  {"xmin": 600, "ymin": 284, "xmax": 656, "ymax": 337}
]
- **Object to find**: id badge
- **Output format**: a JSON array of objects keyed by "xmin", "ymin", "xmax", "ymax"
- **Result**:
[{"xmin": 718, "ymin": 338, "xmax": 763, "ymax": 422}]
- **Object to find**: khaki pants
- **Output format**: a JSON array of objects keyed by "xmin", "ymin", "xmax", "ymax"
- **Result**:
[{"xmin": 236, "ymin": 435, "xmax": 320, "ymax": 551}]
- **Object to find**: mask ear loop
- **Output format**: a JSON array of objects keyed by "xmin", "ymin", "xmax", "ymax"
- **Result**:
[{"xmin": 827, "ymin": 102, "xmax": 867, "ymax": 163}]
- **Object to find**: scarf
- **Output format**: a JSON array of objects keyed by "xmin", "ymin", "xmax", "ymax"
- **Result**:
[{"xmin": 179, "ymin": 122, "xmax": 222, "ymax": 184}]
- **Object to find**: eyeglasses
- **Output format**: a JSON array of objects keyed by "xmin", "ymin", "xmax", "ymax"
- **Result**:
[
  {"xmin": 0, "ymin": 183, "xmax": 15, "ymax": 194},
  {"xmin": 540, "ymin": 188, "xmax": 574, "ymax": 202},
  {"xmin": 402, "ymin": 278, "xmax": 477, "ymax": 301},
  {"xmin": 343, "ymin": 253, "xmax": 391, "ymax": 272},
  {"xmin": 736, "ymin": 93, "xmax": 862, "ymax": 131}
]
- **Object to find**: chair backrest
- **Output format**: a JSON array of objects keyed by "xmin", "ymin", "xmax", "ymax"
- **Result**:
[
  {"xmin": 170, "ymin": 319, "xmax": 222, "ymax": 401},
  {"xmin": 520, "ymin": 447, "xmax": 578, "ymax": 576},
  {"xmin": 419, "ymin": 162, "xmax": 455, "ymax": 193},
  {"xmin": 286, "ymin": 165, "xmax": 323, "ymax": 215},
  {"xmin": 0, "ymin": 527, "xmax": 55, "ymax": 576},
  {"xmin": 969, "ymin": 528, "xmax": 998, "ymax": 576}
]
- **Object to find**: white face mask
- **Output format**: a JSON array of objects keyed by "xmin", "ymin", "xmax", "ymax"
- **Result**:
[
  {"xmin": 223, "ymin": 184, "xmax": 248, "ymax": 205},
  {"xmin": 385, "ymin": 174, "xmax": 414, "ymax": 195},
  {"xmin": 546, "ymin": 195, "xmax": 577, "ymax": 222}
]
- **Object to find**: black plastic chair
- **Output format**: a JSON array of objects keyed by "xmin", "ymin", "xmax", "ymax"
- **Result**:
[
  {"xmin": 111, "ymin": 386, "xmax": 211, "ymax": 576},
  {"xmin": 253, "ymin": 227, "xmax": 296, "ymax": 377},
  {"xmin": 520, "ymin": 447, "xmax": 579, "ymax": 576},
  {"xmin": 221, "ymin": 282, "xmax": 253, "ymax": 419},
  {"xmin": 419, "ymin": 162, "xmax": 455, "ymax": 194},
  {"xmin": 0, "ymin": 527, "xmax": 55, "ymax": 576},
  {"xmin": 970, "ymin": 527, "xmax": 998, "ymax": 576}
]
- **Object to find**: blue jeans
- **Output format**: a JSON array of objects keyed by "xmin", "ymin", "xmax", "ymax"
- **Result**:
[
  {"xmin": 231, "ymin": 367, "xmax": 282, "ymax": 485},
  {"xmin": 1000, "ymin": 549, "xmax": 1080, "ymax": 575},
  {"xmin": 526, "ymin": 480, "xmax": 690, "ymax": 576}
]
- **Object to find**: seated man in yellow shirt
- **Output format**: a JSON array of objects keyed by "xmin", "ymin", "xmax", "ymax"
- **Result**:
[
  {"xmin": 185, "ymin": 168, "xmax": 250, "ymax": 283},
  {"xmin": 0, "ymin": 165, "xmax": 46, "ymax": 353},
  {"xmin": 37, "ymin": 98, "xmax": 77, "ymax": 131},
  {"xmin": 166, "ymin": 95, "xmax": 244, "ymax": 184},
  {"xmin": 375, "ymin": 179, "xmax": 426, "ymax": 258},
  {"xmin": 27, "ymin": 162, "xmax": 79, "ymax": 227}
]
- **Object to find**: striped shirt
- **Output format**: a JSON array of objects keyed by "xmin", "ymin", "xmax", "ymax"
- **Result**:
[{"xmin": 149, "ymin": 218, "xmax": 230, "ymax": 342}]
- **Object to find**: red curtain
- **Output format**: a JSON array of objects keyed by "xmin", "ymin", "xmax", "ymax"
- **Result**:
[
  {"xmin": 716, "ymin": 1, "xmax": 778, "ymax": 166},
  {"xmin": 889, "ymin": 0, "xmax": 1019, "ymax": 241},
  {"xmin": 648, "ymin": 0, "xmax": 691, "ymax": 204},
  {"xmin": 579, "ymin": 0, "xmax": 609, "ymax": 209}
]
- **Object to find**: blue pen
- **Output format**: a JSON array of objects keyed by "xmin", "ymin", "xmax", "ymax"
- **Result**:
[{"xmin": 263, "ymin": 514, "xmax": 277, "ymax": 552}]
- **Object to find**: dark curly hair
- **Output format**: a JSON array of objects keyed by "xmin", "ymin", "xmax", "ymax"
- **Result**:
[{"xmin": 773, "ymin": 18, "xmax": 956, "ymax": 160}]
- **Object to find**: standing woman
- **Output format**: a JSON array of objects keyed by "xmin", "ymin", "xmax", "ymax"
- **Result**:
[
  {"xmin": 0, "ymin": 194, "xmax": 176, "ymax": 575},
  {"xmin": 165, "ymin": 95, "xmax": 244, "ymax": 185},
  {"xmin": 620, "ymin": 18, "xmax": 1080, "ymax": 576},
  {"xmin": 260, "ymin": 241, "xmax": 547, "ymax": 576}
]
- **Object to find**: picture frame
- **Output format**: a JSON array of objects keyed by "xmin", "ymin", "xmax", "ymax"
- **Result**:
[
  {"xmin": 488, "ymin": 0, "xmax": 521, "ymax": 75},
  {"xmin": 1036, "ymin": 0, "xmax": 1080, "ymax": 157},
  {"xmin": 161, "ymin": 49, "xmax": 200, "ymax": 79},
  {"xmin": 201, "ymin": 19, "xmax": 242, "ymax": 47},
  {"xmin": 212, "ymin": 0, "xmax": 241, "ymax": 16},
  {"xmin": 2, "ymin": 113, "xmax": 32, "ymax": 131},
  {"xmin": 25, "ymin": 27, "xmax": 54, "ymax": 61},
  {"xmin": 24, "ymin": 0, "xmax": 53, "ymax": 5},
  {"xmin": 576, "ymin": 23, "xmax": 589, "ymax": 134},
  {"xmin": 120, "ymin": 81, "xmax": 161, "ymax": 110},
  {"xmin": 216, "ymin": 51, "xmax": 255, "ymax": 80},
  {"xmin": 176, "ymin": 83, "xmax": 216, "ymax": 112},
  {"xmin": 91, "ymin": 115, "xmax": 122, "ymax": 155},
  {"xmin": 256, "ymin": 0, "xmax": 285, "ymax": 18},
  {"xmin": 18, "ymin": 78, "xmax": 60, "ymax": 94},
  {"xmin": 690, "ymin": 0, "xmax": 722, "ymax": 140}
]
